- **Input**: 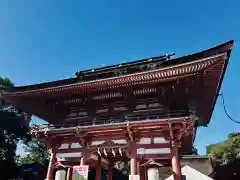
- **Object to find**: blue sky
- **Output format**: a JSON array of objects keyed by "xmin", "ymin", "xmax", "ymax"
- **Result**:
[{"xmin": 1, "ymin": 0, "xmax": 240, "ymax": 155}]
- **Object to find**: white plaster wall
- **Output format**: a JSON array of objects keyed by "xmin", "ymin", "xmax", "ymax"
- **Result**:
[
  {"xmin": 55, "ymin": 169, "xmax": 66, "ymax": 180},
  {"xmin": 147, "ymin": 168, "xmax": 160, "ymax": 180}
]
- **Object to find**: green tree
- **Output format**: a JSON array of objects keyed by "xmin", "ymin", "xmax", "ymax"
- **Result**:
[
  {"xmin": 206, "ymin": 133, "xmax": 240, "ymax": 166},
  {"xmin": 20, "ymin": 139, "xmax": 50, "ymax": 167},
  {"xmin": 18, "ymin": 139, "xmax": 49, "ymax": 180},
  {"xmin": 0, "ymin": 77, "xmax": 31, "ymax": 180},
  {"xmin": 19, "ymin": 139, "xmax": 50, "ymax": 180}
]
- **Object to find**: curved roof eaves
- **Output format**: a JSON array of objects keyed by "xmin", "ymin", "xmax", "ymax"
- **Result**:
[{"xmin": 4, "ymin": 40, "xmax": 234, "ymax": 93}]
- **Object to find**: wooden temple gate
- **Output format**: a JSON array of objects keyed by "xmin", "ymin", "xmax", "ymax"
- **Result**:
[
  {"xmin": 31, "ymin": 118, "xmax": 194, "ymax": 180},
  {"xmin": 3, "ymin": 40, "xmax": 234, "ymax": 180}
]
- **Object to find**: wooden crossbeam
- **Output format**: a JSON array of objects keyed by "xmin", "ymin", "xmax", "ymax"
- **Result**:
[
  {"xmin": 56, "ymin": 153, "xmax": 171, "ymax": 160},
  {"xmin": 56, "ymin": 143, "xmax": 170, "ymax": 153}
]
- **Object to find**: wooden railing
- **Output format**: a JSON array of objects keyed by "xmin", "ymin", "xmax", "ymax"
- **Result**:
[{"xmin": 33, "ymin": 110, "xmax": 192, "ymax": 131}]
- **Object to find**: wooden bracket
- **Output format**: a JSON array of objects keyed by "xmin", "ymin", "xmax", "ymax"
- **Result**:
[
  {"xmin": 140, "ymin": 159, "xmax": 164, "ymax": 168},
  {"xmin": 75, "ymin": 127, "xmax": 88, "ymax": 146},
  {"xmin": 126, "ymin": 123, "xmax": 134, "ymax": 142},
  {"xmin": 168, "ymin": 121, "xmax": 174, "ymax": 141},
  {"xmin": 171, "ymin": 140, "xmax": 182, "ymax": 148}
]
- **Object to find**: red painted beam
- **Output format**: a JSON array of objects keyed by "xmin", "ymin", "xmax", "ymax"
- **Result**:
[
  {"xmin": 58, "ymin": 131, "xmax": 171, "ymax": 143},
  {"xmin": 40, "ymin": 124, "xmax": 194, "ymax": 140},
  {"xmin": 56, "ymin": 159, "xmax": 108, "ymax": 168},
  {"xmin": 36, "ymin": 117, "xmax": 193, "ymax": 135},
  {"xmin": 56, "ymin": 143, "xmax": 170, "ymax": 153},
  {"xmin": 138, "ymin": 153, "xmax": 170, "ymax": 159},
  {"xmin": 137, "ymin": 143, "xmax": 170, "ymax": 149}
]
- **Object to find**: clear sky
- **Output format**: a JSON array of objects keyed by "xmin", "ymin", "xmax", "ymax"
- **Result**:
[{"xmin": 1, "ymin": 0, "xmax": 240, "ymax": 155}]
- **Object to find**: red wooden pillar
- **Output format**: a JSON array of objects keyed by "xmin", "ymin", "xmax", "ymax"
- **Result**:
[
  {"xmin": 96, "ymin": 156, "xmax": 101, "ymax": 180},
  {"xmin": 80, "ymin": 148, "xmax": 85, "ymax": 165},
  {"xmin": 140, "ymin": 167, "xmax": 147, "ymax": 180},
  {"xmin": 130, "ymin": 157, "xmax": 137, "ymax": 175},
  {"xmin": 45, "ymin": 149, "xmax": 56, "ymax": 180},
  {"xmin": 66, "ymin": 167, "xmax": 73, "ymax": 180},
  {"xmin": 130, "ymin": 142, "xmax": 137, "ymax": 175},
  {"xmin": 80, "ymin": 141, "xmax": 88, "ymax": 165},
  {"xmin": 80, "ymin": 157, "xmax": 84, "ymax": 165},
  {"xmin": 171, "ymin": 145, "xmax": 182, "ymax": 180},
  {"xmin": 107, "ymin": 161, "xmax": 113, "ymax": 180}
]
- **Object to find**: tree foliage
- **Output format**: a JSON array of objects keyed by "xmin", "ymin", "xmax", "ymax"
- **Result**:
[
  {"xmin": 0, "ymin": 77, "xmax": 14, "ymax": 89},
  {"xmin": 206, "ymin": 133, "xmax": 240, "ymax": 166},
  {"xmin": 20, "ymin": 139, "xmax": 50, "ymax": 167},
  {"xmin": 0, "ymin": 77, "xmax": 31, "ymax": 180}
]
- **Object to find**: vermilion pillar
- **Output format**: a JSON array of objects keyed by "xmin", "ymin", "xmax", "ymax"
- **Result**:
[
  {"xmin": 80, "ymin": 141, "xmax": 87, "ymax": 165},
  {"xmin": 66, "ymin": 167, "xmax": 73, "ymax": 180},
  {"xmin": 96, "ymin": 156, "xmax": 101, "ymax": 180},
  {"xmin": 80, "ymin": 157, "xmax": 84, "ymax": 165},
  {"xmin": 140, "ymin": 167, "xmax": 146, "ymax": 180},
  {"xmin": 130, "ymin": 142, "xmax": 137, "ymax": 175},
  {"xmin": 131, "ymin": 157, "xmax": 137, "ymax": 175},
  {"xmin": 45, "ymin": 149, "xmax": 56, "ymax": 180},
  {"xmin": 107, "ymin": 161, "xmax": 113, "ymax": 180},
  {"xmin": 171, "ymin": 145, "xmax": 182, "ymax": 180}
]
